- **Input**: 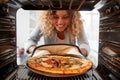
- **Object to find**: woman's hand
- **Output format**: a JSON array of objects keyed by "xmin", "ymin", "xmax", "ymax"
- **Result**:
[
  {"xmin": 80, "ymin": 48, "xmax": 88, "ymax": 57},
  {"xmin": 28, "ymin": 45, "xmax": 36, "ymax": 53}
]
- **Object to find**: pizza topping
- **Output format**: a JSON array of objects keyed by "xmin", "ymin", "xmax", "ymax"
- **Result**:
[
  {"xmin": 35, "ymin": 57, "xmax": 60, "ymax": 68},
  {"xmin": 69, "ymin": 64, "xmax": 80, "ymax": 69},
  {"xmin": 40, "ymin": 61, "xmax": 53, "ymax": 68},
  {"xmin": 27, "ymin": 55, "xmax": 92, "ymax": 75},
  {"xmin": 43, "ymin": 58, "xmax": 59, "ymax": 68},
  {"xmin": 60, "ymin": 58, "xmax": 83, "ymax": 69},
  {"xmin": 35, "ymin": 56, "xmax": 84, "ymax": 69}
]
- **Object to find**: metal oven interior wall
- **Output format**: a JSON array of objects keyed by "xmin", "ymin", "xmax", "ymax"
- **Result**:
[
  {"xmin": 0, "ymin": 0, "xmax": 100, "ymax": 79},
  {"xmin": 0, "ymin": 0, "xmax": 120, "ymax": 80},
  {"xmin": 96, "ymin": 0, "xmax": 120, "ymax": 80},
  {"xmin": 0, "ymin": 0, "xmax": 18, "ymax": 79}
]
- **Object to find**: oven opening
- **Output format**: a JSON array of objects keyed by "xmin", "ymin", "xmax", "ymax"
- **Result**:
[
  {"xmin": 16, "ymin": 9, "xmax": 100, "ymax": 66},
  {"xmin": 1, "ymin": 0, "xmax": 120, "ymax": 80},
  {"xmin": 15, "ymin": 8, "xmax": 100, "ymax": 79}
]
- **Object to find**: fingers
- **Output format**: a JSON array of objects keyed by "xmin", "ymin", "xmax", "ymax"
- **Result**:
[{"xmin": 80, "ymin": 48, "xmax": 88, "ymax": 57}]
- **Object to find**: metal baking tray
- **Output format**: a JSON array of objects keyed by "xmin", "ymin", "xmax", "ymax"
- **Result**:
[
  {"xmin": 26, "ymin": 54, "xmax": 92, "ymax": 77},
  {"xmin": 26, "ymin": 44, "xmax": 92, "ymax": 77}
]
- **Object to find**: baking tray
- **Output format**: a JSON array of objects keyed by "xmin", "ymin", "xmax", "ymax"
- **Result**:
[
  {"xmin": 26, "ymin": 44, "xmax": 92, "ymax": 77},
  {"xmin": 26, "ymin": 54, "xmax": 92, "ymax": 77}
]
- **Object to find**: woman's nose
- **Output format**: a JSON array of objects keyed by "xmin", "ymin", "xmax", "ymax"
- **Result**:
[{"xmin": 57, "ymin": 18, "xmax": 64, "ymax": 25}]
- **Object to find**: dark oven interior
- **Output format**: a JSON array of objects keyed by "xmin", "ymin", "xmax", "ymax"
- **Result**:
[{"xmin": 0, "ymin": 0, "xmax": 120, "ymax": 80}]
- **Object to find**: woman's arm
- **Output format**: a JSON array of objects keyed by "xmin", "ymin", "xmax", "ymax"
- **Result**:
[
  {"xmin": 77, "ymin": 32, "xmax": 90, "ymax": 57},
  {"xmin": 24, "ymin": 26, "xmax": 42, "ymax": 53}
]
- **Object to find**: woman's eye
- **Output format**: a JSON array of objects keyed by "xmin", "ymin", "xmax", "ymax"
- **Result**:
[
  {"xmin": 53, "ymin": 16, "xmax": 69, "ymax": 19},
  {"xmin": 63, "ymin": 16, "xmax": 69, "ymax": 19},
  {"xmin": 53, "ymin": 16, "xmax": 58, "ymax": 19}
]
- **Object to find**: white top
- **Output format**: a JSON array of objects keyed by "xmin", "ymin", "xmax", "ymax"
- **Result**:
[{"xmin": 56, "ymin": 37, "xmax": 66, "ymax": 44}]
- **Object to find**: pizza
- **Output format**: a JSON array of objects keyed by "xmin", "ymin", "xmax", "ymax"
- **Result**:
[{"xmin": 27, "ymin": 55, "xmax": 92, "ymax": 75}]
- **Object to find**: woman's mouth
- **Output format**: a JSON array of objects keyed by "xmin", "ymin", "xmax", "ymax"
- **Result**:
[{"xmin": 57, "ymin": 27, "xmax": 65, "ymax": 31}]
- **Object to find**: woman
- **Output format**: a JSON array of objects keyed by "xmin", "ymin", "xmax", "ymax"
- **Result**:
[{"xmin": 25, "ymin": 10, "xmax": 90, "ymax": 57}]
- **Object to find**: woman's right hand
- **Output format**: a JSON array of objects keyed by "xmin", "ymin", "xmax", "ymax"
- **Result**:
[
  {"xmin": 28, "ymin": 45, "xmax": 36, "ymax": 53},
  {"xmin": 28, "ymin": 45, "xmax": 51, "ymax": 56}
]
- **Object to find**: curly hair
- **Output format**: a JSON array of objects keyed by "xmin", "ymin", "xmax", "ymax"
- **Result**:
[{"xmin": 38, "ymin": 10, "xmax": 84, "ymax": 41}]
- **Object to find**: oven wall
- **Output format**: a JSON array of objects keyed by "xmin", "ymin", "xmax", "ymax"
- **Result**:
[
  {"xmin": 0, "ymin": 0, "xmax": 120, "ymax": 80},
  {"xmin": 96, "ymin": 0, "xmax": 120, "ymax": 79},
  {"xmin": 0, "ymin": 0, "xmax": 99, "ymax": 79},
  {"xmin": 0, "ymin": 1, "xmax": 18, "ymax": 79}
]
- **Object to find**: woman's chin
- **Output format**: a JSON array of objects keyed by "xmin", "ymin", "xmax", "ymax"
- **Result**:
[{"xmin": 57, "ymin": 29, "xmax": 65, "ymax": 32}]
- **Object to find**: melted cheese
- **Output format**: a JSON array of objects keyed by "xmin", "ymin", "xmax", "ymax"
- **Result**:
[
  {"xmin": 40, "ymin": 62, "xmax": 52, "ymax": 68},
  {"xmin": 69, "ymin": 65, "xmax": 80, "ymax": 69}
]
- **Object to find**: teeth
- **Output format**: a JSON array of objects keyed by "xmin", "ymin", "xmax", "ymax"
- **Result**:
[
  {"xmin": 58, "ymin": 25, "xmax": 63, "ymax": 27},
  {"xmin": 58, "ymin": 24, "xmax": 63, "ymax": 26}
]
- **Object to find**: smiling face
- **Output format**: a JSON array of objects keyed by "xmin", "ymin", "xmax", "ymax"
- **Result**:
[{"xmin": 52, "ymin": 10, "xmax": 70, "ymax": 32}]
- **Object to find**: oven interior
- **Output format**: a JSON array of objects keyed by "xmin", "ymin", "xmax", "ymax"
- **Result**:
[{"xmin": 0, "ymin": 0, "xmax": 120, "ymax": 80}]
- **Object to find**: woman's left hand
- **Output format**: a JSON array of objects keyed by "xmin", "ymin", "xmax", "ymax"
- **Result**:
[{"xmin": 80, "ymin": 48, "xmax": 88, "ymax": 57}]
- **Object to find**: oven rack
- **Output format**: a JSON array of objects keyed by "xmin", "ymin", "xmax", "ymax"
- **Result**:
[{"xmin": 7, "ymin": 65, "xmax": 103, "ymax": 80}]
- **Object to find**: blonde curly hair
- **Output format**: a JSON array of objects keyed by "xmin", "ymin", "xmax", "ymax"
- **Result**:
[{"xmin": 38, "ymin": 10, "xmax": 84, "ymax": 41}]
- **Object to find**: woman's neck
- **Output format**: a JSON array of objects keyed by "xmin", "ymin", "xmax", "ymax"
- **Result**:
[{"xmin": 57, "ymin": 31, "xmax": 65, "ymax": 40}]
